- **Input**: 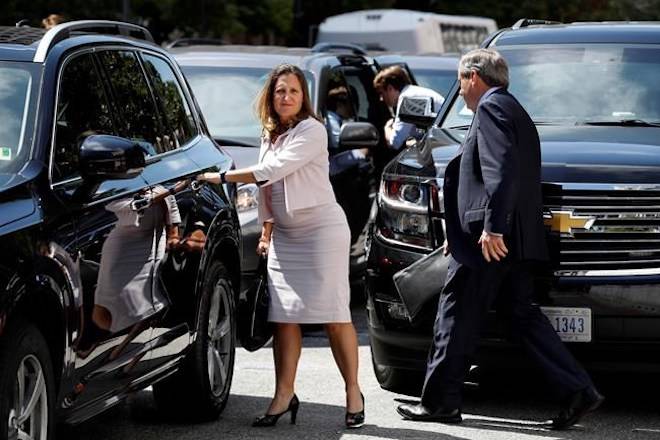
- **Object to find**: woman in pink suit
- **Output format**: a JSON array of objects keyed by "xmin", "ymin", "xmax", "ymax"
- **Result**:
[{"xmin": 197, "ymin": 64, "xmax": 364, "ymax": 429}]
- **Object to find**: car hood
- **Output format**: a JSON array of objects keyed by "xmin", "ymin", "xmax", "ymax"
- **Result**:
[
  {"xmin": 388, "ymin": 126, "xmax": 660, "ymax": 185},
  {"xmin": 220, "ymin": 145, "xmax": 260, "ymax": 170},
  {"xmin": 214, "ymin": 137, "xmax": 261, "ymax": 170}
]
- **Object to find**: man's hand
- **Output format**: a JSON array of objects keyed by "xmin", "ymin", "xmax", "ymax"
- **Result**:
[
  {"xmin": 478, "ymin": 231, "xmax": 508, "ymax": 262},
  {"xmin": 165, "ymin": 226, "xmax": 180, "ymax": 251},
  {"xmin": 442, "ymin": 239, "xmax": 450, "ymax": 256}
]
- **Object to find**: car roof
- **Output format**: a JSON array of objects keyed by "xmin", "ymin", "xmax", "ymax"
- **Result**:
[
  {"xmin": 494, "ymin": 22, "xmax": 660, "ymax": 46},
  {"xmin": 398, "ymin": 54, "xmax": 458, "ymax": 71},
  {"xmin": 172, "ymin": 45, "xmax": 310, "ymax": 69},
  {"xmin": 171, "ymin": 44, "xmax": 385, "ymax": 75},
  {"xmin": 0, "ymin": 21, "xmax": 156, "ymax": 63},
  {"xmin": 0, "ymin": 26, "xmax": 45, "ymax": 61}
]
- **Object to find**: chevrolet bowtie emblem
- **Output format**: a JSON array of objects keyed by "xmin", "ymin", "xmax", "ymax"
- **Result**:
[{"xmin": 544, "ymin": 210, "xmax": 596, "ymax": 235}]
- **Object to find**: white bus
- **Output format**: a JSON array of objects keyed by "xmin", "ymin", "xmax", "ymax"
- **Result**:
[{"xmin": 316, "ymin": 9, "xmax": 498, "ymax": 53}]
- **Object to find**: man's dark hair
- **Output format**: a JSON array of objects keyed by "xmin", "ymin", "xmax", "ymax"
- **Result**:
[{"xmin": 373, "ymin": 65, "xmax": 412, "ymax": 92}]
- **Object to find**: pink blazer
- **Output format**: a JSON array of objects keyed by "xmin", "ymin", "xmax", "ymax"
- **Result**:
[{"xmin": 248, "ymin": 117, "xmax": 336, "ymax": 225}]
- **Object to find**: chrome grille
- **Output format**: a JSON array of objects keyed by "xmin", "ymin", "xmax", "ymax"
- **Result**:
[{"xmin": 544, "ymin": 188, "xmax": 660, "ymax": 276}]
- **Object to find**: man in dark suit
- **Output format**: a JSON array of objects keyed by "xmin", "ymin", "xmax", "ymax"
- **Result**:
[{"xmin": 397, "ymin": 49, "xmax": 603, "ymax": 430}]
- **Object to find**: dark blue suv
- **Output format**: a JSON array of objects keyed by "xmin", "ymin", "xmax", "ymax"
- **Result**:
[{"xmin": 0, "ymin": 21, "xmax": 242, "ymax": 439}]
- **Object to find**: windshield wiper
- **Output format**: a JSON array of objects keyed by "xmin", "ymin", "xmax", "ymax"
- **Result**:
[
  {"xmin": 533, "ymin": 120, "xmax": 562, "ymax": 126},
  {"xmin": 446, "ymin": 124, "xmax": 471, "ymax": 130},
  {"xmin": 575, "ymin": 119, "xmax": 660, "ymax": 128},
  {"xmin": 214, "ymin": 137, "xmax": 259, "ymax": 148}
]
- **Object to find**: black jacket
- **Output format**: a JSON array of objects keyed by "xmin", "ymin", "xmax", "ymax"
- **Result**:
[{"xmin": 443, "ymin": 88, "xmax": 549, "ymax": 268}]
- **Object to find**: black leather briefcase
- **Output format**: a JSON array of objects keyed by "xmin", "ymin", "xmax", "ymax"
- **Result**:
[{"xmin": 392, "ymin": 246, "xmax": 448, "ymax": 324}]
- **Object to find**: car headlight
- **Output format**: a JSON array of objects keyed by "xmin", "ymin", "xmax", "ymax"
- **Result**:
[
  {"xmin": 377, "ymin": 177, "xmax": 441, "ymax": 248},
  {"xmin": 236, "ymin": 183, "xmax": 258, "ymax": 213}
]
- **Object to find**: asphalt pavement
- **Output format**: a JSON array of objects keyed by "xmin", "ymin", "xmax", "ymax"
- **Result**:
[{"xmin": 70, "ymin": 306, "xmax": 660, "ymax": 440}]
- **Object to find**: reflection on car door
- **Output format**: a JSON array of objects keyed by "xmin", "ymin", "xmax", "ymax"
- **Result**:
[
  {"xmin": 136, "ymin": 51, "xmax": 211, "ymax": 370},
  {"xmin": 51, "ymin": 50, "xmax": 176, "ymax": 407},
  {"xmin": 51, "ymin": 49, "xmax": 157, "ymax": 409}
]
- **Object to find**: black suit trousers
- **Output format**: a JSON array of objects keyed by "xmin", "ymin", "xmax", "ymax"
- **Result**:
[{"xmin": 420, "ymin": 258, "xmax": 593, "ymax": 410}]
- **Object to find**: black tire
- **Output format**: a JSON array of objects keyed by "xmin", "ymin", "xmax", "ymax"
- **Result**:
[
  {"xmin": 0, "ymin": 319, "xmax": 56, "ymax": 440},
  {"xmin": 370, "ymin": 348, "xmax": 423, "ymax": 397},
  {"xmin": 154, "ymin": 261, "xmax": 236, "ymax": 421}
]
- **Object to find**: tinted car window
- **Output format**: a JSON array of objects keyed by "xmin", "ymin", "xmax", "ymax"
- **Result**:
[
  {"xmin": 97, "ymin": 50, "xmax": 161, "ymax": 152},
  {"xmin": 343, "ymin": 71, "xmax": 371, "ymax": 121},
  {"xmin": 441, "ymin": 44, "xmax": 660, "ymax": 128},
  {"xmin": 53, "ymin": 53, "xmax": 116, "ymax": 182},
  {"xmin": 142, "ymin": 54, "xmax": 197, "ymax": 150}
]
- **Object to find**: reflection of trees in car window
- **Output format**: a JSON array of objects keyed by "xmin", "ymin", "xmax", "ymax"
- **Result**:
[
  {"xmin": 0, "ymin": 67, "xmax": 32, "ymax": 171},
  {"xmin": 142, "ymin": 54, "xmax": 197, "ymax": 151},
  {"xmin": 0, "ymin": 70, "xmax": 29, "ymax": 150},
  {"xmin": 97, "ymin": 51, "xmax": 161, "ymax": 150},
  {"xmin": 54, "ymin": 53, "xmax": 116, "ymax": 182}
]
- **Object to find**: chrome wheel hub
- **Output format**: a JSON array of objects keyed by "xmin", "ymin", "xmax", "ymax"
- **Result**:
[{"xmin": 8, "ymin": 354, "xmax": 48, "ymax": 440}]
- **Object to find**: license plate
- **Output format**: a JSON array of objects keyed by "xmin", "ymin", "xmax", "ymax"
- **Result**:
[{"xmin": 541, "ymin": 307, "xmax": 592, "ymax": 342}]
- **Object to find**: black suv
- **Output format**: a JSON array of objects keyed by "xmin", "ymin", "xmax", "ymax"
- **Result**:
[
  {"xmin": 172, "ymin": 43, "xmax": 415, "ymax": 293},
  {"xmin": 0, "ymin": 21, "xmax": 242, "ymax": 438},
  {"xmin": 367, "ymin": 21, "xmax": 660, "ymax": 394}
]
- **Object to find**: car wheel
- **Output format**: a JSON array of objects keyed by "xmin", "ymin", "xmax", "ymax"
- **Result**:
[
  {"xmin": 370, "ymin": 348, "xmax": 422, "ymax": 397},
  {"xmin": 0, "ymin": 319, "xmax": 55, "ymax": 440},
  {"xmin": 154, "ymin": 261, "xmax": 236, "ymax": 421}
]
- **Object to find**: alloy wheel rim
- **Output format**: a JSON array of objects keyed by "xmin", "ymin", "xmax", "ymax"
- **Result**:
[
  {"xmin": 8, "ymin": 354, "xmax": 48, "ymax": 440},
  {"xmin": 207, "ymin": 280, "xmax": 232, "ymax": 396}
]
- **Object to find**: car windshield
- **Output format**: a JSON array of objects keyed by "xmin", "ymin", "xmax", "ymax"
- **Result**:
[
  {"xmin": 441, "ymin": 44, "xmax": 660, "ymax": 129},
  {"xmin": 182, "ymin": 65, "xmax": 315, "ymax": 145},
  {"xmin": 412, "ymin": 68, "xmax": 456, "ymax": 98},
  {"xmin": 0, "ymin": 62, "xmax": 40, "ymax": 174}
]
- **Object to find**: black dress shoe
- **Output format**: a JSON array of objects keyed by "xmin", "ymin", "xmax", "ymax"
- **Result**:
[
  {"xmin": 397, "ymin": 403, "xmax": 462, "ymax": 423},
  {"xmin": 253, "ymin": 394, "xmax": 300, "ymax": 427},
  {"xmin": 552, "ymin": 387, "xmax": 604, "ymax": 430},
  {"xmin": 345, "ymin": 393, "xmax": 365, "ymax": 429}
]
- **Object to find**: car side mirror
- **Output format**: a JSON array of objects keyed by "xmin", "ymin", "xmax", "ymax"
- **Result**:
[
  {"xmin": 398, "ymin": 96, "xmax": 437, "ymax": 129},
  {"xmin": 338, "ymin": 122, "xmax": 380, "ymax": 150},
  {"xmin": 79, "ymin": 135, "xmax": 147, "ymax": 181}
]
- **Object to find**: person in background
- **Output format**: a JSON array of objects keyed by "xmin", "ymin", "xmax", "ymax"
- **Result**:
[
  {"xmin": 396, "ymin": 48, "xmax": 603, "ymax": 430},
  {"xmin": 326, "ymin": 85, "xmax": 354, "ymax": 150},
  {"xmin": 325, "ymin": 85, "xmax": 369, "ymax": 176},
  {"xmin": 42, "ymin": 13, "xmax": 65, "ymax": 29},
  {"xmin": 373, "ymin": 65, "xmax": 444, "ymax": 151},
  {"xmin": 197, "ymin": 63, "xmax": 365, "ymax": 429}
]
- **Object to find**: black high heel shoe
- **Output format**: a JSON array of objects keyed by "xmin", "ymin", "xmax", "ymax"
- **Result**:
[
  {"xmin": 345, "ymin": 393, "xmax": 365, "ymax": 429},
  {"xmin": 252, "ymin": 394, "xmax": 300, "ymax": 427}
]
